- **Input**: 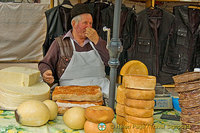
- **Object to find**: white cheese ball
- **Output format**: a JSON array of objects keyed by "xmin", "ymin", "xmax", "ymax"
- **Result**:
[
  {"xmin": 43, "ymin": 100, "xmax": 58, "ymax": 120},
  {"xmin": 15, "ymin": 100, "xmax": 50, "ymax": 126},
  {"xmin": 63, "ymin": 107, "xmax": 86, "ymax": 129}
]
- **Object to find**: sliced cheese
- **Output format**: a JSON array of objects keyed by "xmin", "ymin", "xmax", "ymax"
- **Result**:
[
  {"xmin": 0, "ymin": 82, "xmax": 50, "ymax": 110},
  {"xmin": 0, "ymin": 67, "xmax": 40, "ymax": 87}
]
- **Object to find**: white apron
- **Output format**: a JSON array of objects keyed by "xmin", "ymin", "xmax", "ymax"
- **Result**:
[{"xmin": 59, "ymin": 38, "xmax": 110, "ymax": 96}]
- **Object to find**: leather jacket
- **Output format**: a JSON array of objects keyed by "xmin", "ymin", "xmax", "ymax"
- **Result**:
[
  {"xmin": 42, "ymin": 5, "xmax": 72, "ymax": 56},
  {"xmin": 162, "ymin": 5, "xmax": 200, "ymax": 77},
  {"xmin": 127, "ymin": 8, "xmax": 175, "ymax": 84}
]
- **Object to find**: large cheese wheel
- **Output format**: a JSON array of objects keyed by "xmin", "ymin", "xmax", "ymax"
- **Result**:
[
  {"xmin": 116, "ymin": 85, "xmax": 125, "ymax": 104},
  {"xmin": 85, "ymin": 106, "xmax": 114, "ymax": 123},
  {"xmin": 123, "ymin": 120, "xmax": 155, "ymax": 133},
  {"xmin": 125, "ymin": 89, "xmax": 155, "ymax": 100},
  {"xmin": 125, "ymin": 98, "xmax": 155, "ymax": 109},
  {"xmin": 15, "ymin": 100, "xmax": 50, "ymax": 127},
  {"xmin": 125, "ymin": 106, "xmax": 154, "ymax": 118},
  {"xmin": 124, "ymin": 75, "xmax": 156, "ymax": 90},
  {"xmin": 84, "ymin": 120, "xmax": 114, "ymax": 133},
  {"xmin": 116, "ymin": 115, "xmax": 125, "ymax": 125},
  {"xmin": 116, "ymin": 103, "xmax": 125, "ymax": 117},
  {"xmin": 125, "ymin": 115, "xmax": 154, "ymax": 125},
  {"xmin": 0, "ymin": 82, "xmax": 50, "ymax": 110}
]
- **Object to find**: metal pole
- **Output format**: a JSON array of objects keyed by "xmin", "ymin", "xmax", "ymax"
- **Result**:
[{"xmin": 108, "ymin": 0, "xmax": 123, "ymax": 110}]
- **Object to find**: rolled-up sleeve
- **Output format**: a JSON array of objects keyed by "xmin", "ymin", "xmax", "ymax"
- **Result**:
[{"xmin": 94, "ymin": 37, "xmax": 109, "ymax": 66}]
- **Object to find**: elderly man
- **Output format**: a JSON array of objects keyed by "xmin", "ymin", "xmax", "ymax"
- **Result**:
[{"xmin": 38, "ymin": 3, "xmax": 110, "ymax": 97}]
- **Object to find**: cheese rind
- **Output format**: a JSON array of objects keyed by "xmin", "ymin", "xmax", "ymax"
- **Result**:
[{"xmin": 0, "ymin": 67, "xmax": 40, "ymax": 87}]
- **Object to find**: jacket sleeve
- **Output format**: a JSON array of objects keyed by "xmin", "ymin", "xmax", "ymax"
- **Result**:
[
  {"xmin": 38, "ymin": 40, "xmax": 60, "ymax": 79},
  {"xmin": 94, "ymin": 37, "xmax": 109, "ymax": 66}
]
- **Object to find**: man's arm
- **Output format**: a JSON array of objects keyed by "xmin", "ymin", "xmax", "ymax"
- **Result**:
[
  {"xmin": 85, "ymin": 28, "xmax": 109, "ymax": 66},
  {"xmin": 38, "ymin": 40, "xmax": 59, "ymax": 84}
]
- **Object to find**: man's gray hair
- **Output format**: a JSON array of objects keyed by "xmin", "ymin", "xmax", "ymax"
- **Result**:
[{"xmin": 71, "ymin": 15, "xmax": 81, "ymax": 25}]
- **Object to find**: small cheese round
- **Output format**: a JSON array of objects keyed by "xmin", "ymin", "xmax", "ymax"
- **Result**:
[
  {"xmin": 116, "ymin": 115, "xmax": 125, "ymax": 125},
  {"xmin": 125, "ymin": 89, "xmax": 155, "ymax": 100},
  {"xmin": 125, "ymin": 115, "xmax": 154, "ymax": 125},
  {"xmin": 43, "ymin": 100, "xmax": 58, "ymax": 120},
  {"xmin": 15, "ymin": 100, "xmax": 50, "ymax": 126},
  {"xmin": 125, "ymin": 106, "xmax": 154, "ymax": 118},
  {"xmin": 116, "ymin": 103, "xmax": 125, "ymax": 117},
  {"xmin": 116, "ymin": 85, "xmax": 126, "ymax": 104},
  {"xmin": 85, "ymin": 106, "xmax": 114, "ymax": 123},
  {"xmin": 63, "ymin": 107, "xmax": 86, "ymax": 129},
  {"xmin": 84, "ymin": 120, "xmax": 114, "ymax": 133},
  {"xmin": 125, "ymin": 98, "xmax": 155, "ymax": 109}
]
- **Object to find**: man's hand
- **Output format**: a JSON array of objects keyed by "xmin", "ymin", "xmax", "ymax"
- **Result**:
[
  {"xmin": 43, "ymin": 70, "xmax": 54, "ymax": 84},
  {"xmin": 85, "ymin": 27, "xmax": 99, "ymax": 45}
]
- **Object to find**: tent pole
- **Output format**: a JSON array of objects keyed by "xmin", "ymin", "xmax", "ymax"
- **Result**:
[{"xmin": 108, "ymin": 0, "xmax": 123, "ymax": 110}]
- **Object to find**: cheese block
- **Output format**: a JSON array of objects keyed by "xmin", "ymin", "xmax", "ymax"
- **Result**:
[
  {"xmin": 124, "ymin": 75, "xmax": 156, "ymax": 90},
  {"xmin": 125, "ymin": 89, "xmax": 155, "ymax": 100},
  {"xmin": 116, "ymin": 103, "xmax": 125, "ymax": 117},
  {"xmin": 116, "ymin": 85, "xmax": 125, "ymax": 104},
  {"xmin": 125, "ymin": 99, "xmax": 155, "ymax": 109},
  {"xmin": 0, "ymin": 82, "xmax": 50, "ymax": 110},
  {"xmin": 0, "ymin": 67, "xmax": 40, "ymax": 87},
  {"xmin": 124, "ymin": 106, "xmax": 154, "ymax": 118}
]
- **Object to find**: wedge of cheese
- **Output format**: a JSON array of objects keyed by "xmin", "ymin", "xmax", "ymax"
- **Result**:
[
  {"xmin": 0, "ymin": 81, "xmax": 50, "ymax": 110},
  {"xmin": 0, "ymin": 67, "xmax": 40, "ymax": 87}
]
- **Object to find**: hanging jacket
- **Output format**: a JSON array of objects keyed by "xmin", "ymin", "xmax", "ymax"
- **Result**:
[
  {"xmin": 127, "ymin": 8, "xmax": 175, "ymax": 84},
  {"xmin": 99, "ymin": 4, "xmax": 136, "ymax": 74},
  {"xmin": 42, "ymin": 5, "xmax": 72, "ymax": 56},
  {"xmin": 162, "ymin": 5, "xmax": 200, "ymax": 78}
]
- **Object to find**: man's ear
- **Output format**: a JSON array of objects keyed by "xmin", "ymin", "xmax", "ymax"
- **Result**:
[{"xmin": 72, "ymin": 20, "xmax": 76, "ymax": 27}]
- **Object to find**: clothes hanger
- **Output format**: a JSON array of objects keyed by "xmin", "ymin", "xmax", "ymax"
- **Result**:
[{"xmin": 61, "ymin": 0, "xmax": 73, "ymax": 6}]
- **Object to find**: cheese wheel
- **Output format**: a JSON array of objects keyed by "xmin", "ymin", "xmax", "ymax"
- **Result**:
[
  {"xmin": 125, "ymin": 106, "xmax": 154, "ymax": 118},
  {"xmin": 116, "ymin": 115, "xmax": 125, "ymax": 125},
  {"xmin": 125, "ymin": 115, "xmax": 154, "ymax": 125},
  {"xmin": 116, "ymin": 85, "xmax": 125, "ymax": 104},
  {"xmin": 123, "ymin": 120, "xmax": 155, "ymax": 133},
  {"xmin": 125, "ymin": 99, "xmax": 155, "ymax": 109},
  {"xmin": 85, "ymin": 106, "xmax": 114, "ymax": 123},
  {"xmin": 0, "ymin": 82, "xmax": 50, "ymax": 110},
  {"xmin": 125, "ymin": 89, "xmax": 155, "ymax": 100},
  {"xmin": 84, "ymin": 120, "xmax": 114, "ymax": 133},
  {"xmin": 116, "ymin": 103, "xmax": 125, "ymax": 117},
  {"xmin": 124, "ymin": 75, "xmax": 156, "ymax": 90}
]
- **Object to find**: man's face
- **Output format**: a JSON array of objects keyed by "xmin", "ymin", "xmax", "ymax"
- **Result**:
[{"xmin": 73, "ymin": 14, "xmax": 93, "ymax": 39}]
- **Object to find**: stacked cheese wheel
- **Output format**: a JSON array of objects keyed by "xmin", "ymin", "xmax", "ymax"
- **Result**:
[
  {"xmin": 84, "ymin": 106, "xmax": 115, "ymax": 133},
  {"xmin": 117, "ymin": 75, "xmax": 156, "ymax": 133}
]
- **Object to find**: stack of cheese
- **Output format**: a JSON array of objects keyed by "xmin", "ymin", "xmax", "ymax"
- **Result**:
[
  {"xmin": 0, "ymin": 67, "xmax": 50, "ymax": 110},
  {"xmin": 173, "ymin": 72, "xmax": 200, "ymax": 133},
  {"xmin": 122, "ymin": 75, "xmax": 156, "ymax": 133},
  {"xmin": 84, "ymin": 106, "xmax": 114, "ymax": 133},
  {"xmin": 52, "ymin": 86, "xmax": 103, "ymax": 114}
]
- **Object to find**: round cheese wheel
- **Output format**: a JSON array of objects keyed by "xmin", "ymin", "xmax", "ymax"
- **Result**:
[
  {"xmin": 125, "ymin": 89, "xmax": 155, "ymax": 100},
  {"xmin": 116, "ymin": 85, "xmax": 125, "ymax": 104},
  {"xmin": 43, "ymin": 100, "xmax": 58, "ymax": 120},
  {"xmin": 125, "ymin": 106, "xmax": 154, "ymax": 118},
  {"xmin": 124, "ymin": 75, "xmax": 156, "ymax": 90},
  {"xmin": 123, "ymin": 120, "xmax": 155, "ymax": 133},
  {"xmin": 15, "ymin": 100, "xmax": 50, "ymax": 126},
  {"xmin": 125, "ymin": 115, "xmax": 154, "ymax": 125},
  {"xmin": 63, "ymin": 107, "xmax": 86, "ymax": 129},
  {"xmin": 85, "ymin": 106, "xmax": 114, "ymax": 123},
  {"xmin": 125, "ymin": 98, "xmax": 155, "ymax": 109},
  {"xmin": 116, "ymin": 115, "xmax": 125, "ymax": 125},
  {"xmin": 116, "ymin": 103, "xmax": 125, "ymax": 117},
  {"xmin": 84, "ymin": 120, "xmax": 114, "ymax": 133}
]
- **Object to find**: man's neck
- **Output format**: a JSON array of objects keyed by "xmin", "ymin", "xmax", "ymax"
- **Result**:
[{"xmin": 72, "ymin": 31, "xmax": 85, "ymax": 47}]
